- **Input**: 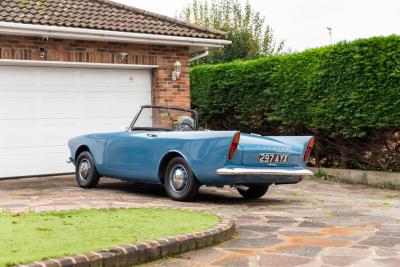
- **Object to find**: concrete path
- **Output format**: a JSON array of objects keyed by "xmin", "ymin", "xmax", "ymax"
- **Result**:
[{"xmin": 0, "ymin": 176, "xmax": 399, "ymax": 266}]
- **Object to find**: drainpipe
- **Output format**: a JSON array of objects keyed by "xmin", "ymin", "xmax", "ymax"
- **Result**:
[{"xmin": 189, "ymin": 50, "xmax": 209, "ymax": 63}]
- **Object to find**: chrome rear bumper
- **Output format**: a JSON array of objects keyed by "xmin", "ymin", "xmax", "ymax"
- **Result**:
[{"xmin": 216, "ymin": 168, "xmax": 313, "ymax": 176}]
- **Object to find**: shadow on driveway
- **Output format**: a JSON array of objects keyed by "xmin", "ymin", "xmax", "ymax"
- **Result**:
[
  {"xmin": 0, "ymin": 175, "xmax": 303, "ymax": 207},
  {"xmin": 96, "ymin": 180, "xmax": 300, "ymax": 206}
]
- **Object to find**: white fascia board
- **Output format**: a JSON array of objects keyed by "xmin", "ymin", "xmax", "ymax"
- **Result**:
[
  {"xmin": 0, "ymin": 59, "xmax": 158, "ymax": 69},
  {"xmin": 0, "ymin": 22, "xmax": 231, "ymax": 49}
]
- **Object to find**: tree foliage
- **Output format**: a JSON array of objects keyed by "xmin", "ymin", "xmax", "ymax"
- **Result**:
[
  {"xmin": 190, "ymin": 35, "xmax": 400, "ymax": 171},
  {"xmin": 178, "ymin": 0, "xmax": 284, "ymax": 64}
]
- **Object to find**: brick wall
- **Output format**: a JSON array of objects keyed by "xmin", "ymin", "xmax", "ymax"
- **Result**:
[{"xmin": 0, "ymin": 35, "xmax": 191, "ymax": 108}]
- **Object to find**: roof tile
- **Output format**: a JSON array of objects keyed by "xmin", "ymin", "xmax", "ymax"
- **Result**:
[{"xmin": 0, "ymin": 0, "xmax": 226, "ymax": 39}]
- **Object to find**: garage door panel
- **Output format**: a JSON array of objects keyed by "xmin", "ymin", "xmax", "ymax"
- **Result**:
[
  {"xmin": 39, "ymin": 70, "xmax": 77, "ymax": 86},
  {"xmin": 0, "ymin": 147, "xmax": 73, "ymax": 177},
  {"xmin": 36, "ymin": 126, "xmax": 77, "ymax": 147},
  {"xmin": 77, "ymin": 69, "xmax": 149, "ymax": 86},
  {"xmin": 0, "ymin": 68, "xmax": 40, "ymax": 86},
  {"xmin": 39, "ymin": 97, "xmax": 76, "ymax": 117},
  {"xmin": 78, "ymin": 71, "xmax": 126, "ymax": 86},
  {"xmin": 0, "ymin": 65, "xmax": 152, "ymax": 178},
  {"xmin": 117, "ymin": 97, "xmax": 150, "ymax": 115},
  {"xmin": 36, "ymin": 147, "xmax": 73, "ymax": 173},
  {"xmin": 78, "ymin": 118, "xmax": 130, "ymax": 132},
  {"xmin": 1, "ymin": 121, "xmax": 76, "ymax": 148},
  {"xmin": 78, "ymin": 96, "xmax": 113, "ymax": 116},
  {"xmin": 0, "ymin": 97, "xmax": 36, "ymax": 119},
  {"xmin": 0, "ymin": 152, "xmax": 42, "ymax": 177},
  {"xmin": 0, "ymin": 126, "xmax": 38, "ymax": 148}
]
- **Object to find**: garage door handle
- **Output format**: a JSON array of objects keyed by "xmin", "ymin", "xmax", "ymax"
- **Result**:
[{"xmin": 147, "ymin": 134, "xmax": 158, "ymax": 138}]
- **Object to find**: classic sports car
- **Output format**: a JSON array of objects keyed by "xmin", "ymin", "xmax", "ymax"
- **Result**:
[{"xmin": 68, "ymin": 105, "xmax": 314, "ymax": 201}]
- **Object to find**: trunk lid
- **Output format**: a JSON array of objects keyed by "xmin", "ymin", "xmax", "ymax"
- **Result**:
[{"xmin": 239, "ymin": 133, "xmax": 311, "ymax": 168}]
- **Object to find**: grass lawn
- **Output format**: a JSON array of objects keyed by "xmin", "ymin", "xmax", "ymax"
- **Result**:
[{"xmin": 0, "ymin": 208, "xmax": 218, "ymax": 267}]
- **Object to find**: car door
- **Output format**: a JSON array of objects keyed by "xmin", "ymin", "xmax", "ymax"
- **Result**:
[{"xmin": 105, "ymin": 131, "xmax": 157, "ymax": 179}]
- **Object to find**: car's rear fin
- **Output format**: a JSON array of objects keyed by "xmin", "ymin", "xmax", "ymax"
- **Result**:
[{"xmin": 228, "ymin": 131, "xmax": 241, "ymax": 160}]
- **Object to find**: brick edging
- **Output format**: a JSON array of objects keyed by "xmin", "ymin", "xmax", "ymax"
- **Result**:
[{"xmin": 18, "ymin": 213, "xmax": 235, "ymax": 267}]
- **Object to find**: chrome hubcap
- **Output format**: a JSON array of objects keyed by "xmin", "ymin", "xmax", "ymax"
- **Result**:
[
  {"xmin": 169, "ymin": 165, "xmax": 188, "ymax": 192},
  {"xmin": 79, "ymin": 159, "xmax": 91, "ymax": 181}
]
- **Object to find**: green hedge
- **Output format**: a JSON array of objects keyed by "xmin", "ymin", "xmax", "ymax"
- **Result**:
[{"xmin": 191, "ymin": 35, "xmax": 400, "ymax": 138}]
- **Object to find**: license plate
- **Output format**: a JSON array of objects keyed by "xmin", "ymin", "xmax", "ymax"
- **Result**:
[{"xmin": 258, "ymin": 153, "xmax": 289, "ymax": 163}]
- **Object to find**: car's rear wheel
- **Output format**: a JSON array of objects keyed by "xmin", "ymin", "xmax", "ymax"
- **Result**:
[
  {"xmin": 164, "ymin": 157, "xmax": 200, "ymax": 201},
  {"xmin": 237, "ymin": 185, "xmax": 269, "ymax": 199},
  {"xmin": 75, "ymin": 151, "xmax": 100, "ymax": 188}
]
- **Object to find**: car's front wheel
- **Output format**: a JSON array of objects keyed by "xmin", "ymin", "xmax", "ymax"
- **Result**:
[
  {"xmin": 164, "ymin": 157, "xmax": 200, "ymax": 201},
  {"xmin": 75, "ymin": 151, "xmax": 100, "ymax": 188},
  {"xmin": 237, "ymin": 185, "xmax": 269, "ymax": 199}
]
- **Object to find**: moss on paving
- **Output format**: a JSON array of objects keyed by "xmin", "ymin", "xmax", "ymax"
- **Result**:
[{"xmin": 0, "ymin": 208, "xmax": 218, "ymax": 267}]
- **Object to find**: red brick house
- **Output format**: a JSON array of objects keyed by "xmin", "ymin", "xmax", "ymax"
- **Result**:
[{"xmin": 0, "ymin": 0, "xmax": 229, "ymax": 178}]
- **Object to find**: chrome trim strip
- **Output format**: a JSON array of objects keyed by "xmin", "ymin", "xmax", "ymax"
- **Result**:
[{"xmin": 216, "ymin": 168, "xmax": 313, "ymax": 176}]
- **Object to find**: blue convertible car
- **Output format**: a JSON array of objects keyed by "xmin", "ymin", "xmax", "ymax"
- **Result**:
[{"xmin": 68, "ymin": 105, "xmax": 314, "ymax": 201}]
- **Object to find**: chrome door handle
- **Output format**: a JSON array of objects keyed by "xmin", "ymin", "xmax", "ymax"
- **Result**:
[{"xmin": 147, "ymin": 134, "xmax": 158, "ymax": 138}]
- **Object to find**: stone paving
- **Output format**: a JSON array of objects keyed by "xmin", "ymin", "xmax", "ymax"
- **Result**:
[{"xmin": 0, "ymin": 176, "xmax": 400, "ymax": 267}]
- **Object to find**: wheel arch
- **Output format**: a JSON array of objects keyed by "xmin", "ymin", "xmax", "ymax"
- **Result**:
[
  {"xmin": 75, "ymin": 145, "xmax": 92, "ymax": 163},
  {"xmin": 158, "ymin": 150, "xmax": 194, "ymax": 184}
]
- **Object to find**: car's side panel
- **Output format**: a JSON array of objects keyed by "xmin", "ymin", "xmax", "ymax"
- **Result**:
[
  {"xmin": 100, "ymin": 131, "xmax": 159, "ymax": 182},
  {"xmin": 105, "ymin": 132, "xmax": 155, "ymax": 171},
  {"xmin": 150, "ymin": 131, "xmax": 238, "ymax": 184}
]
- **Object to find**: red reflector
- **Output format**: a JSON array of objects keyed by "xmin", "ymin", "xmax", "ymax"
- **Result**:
[
  {"xmin": 228, "ymin": 132, "xmax": 240, "ymax": 160},
  {"xmin": 304, "ymin": 137, "xmax": 315, "ymax": 162}
]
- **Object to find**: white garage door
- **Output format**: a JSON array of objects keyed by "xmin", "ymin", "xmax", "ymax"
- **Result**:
[{"xmin": 0, "ymin": 65, "xmax": 152, "ymax": 178}]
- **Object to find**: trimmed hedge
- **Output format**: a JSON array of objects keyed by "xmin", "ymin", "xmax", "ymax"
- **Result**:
[
  {"xmin": 191, "ymin": 35, "xmax": 400, "ymax": 138},
  {"xmin": 190, "ymin": 35, "xmax": 400, "ymax": 171}
]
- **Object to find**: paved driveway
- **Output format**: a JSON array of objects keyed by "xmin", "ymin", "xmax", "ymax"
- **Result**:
[{"xmin": 0, "ymin": 176, "xmax": 399, "ymax": 267}]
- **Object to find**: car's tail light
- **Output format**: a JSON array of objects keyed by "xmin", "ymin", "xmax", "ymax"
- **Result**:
[
  {"xmin": 228, "ymin": 132, "xmax": 240, "ymax": 160},
  {"xmin": 304, "ymin": 137, "xmax": 315, "ymax": 162}
]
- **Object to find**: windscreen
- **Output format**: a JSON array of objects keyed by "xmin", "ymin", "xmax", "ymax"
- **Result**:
[{"xmin": 132, "ymin": 107, "xmax": 196, "ymax": 131}]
